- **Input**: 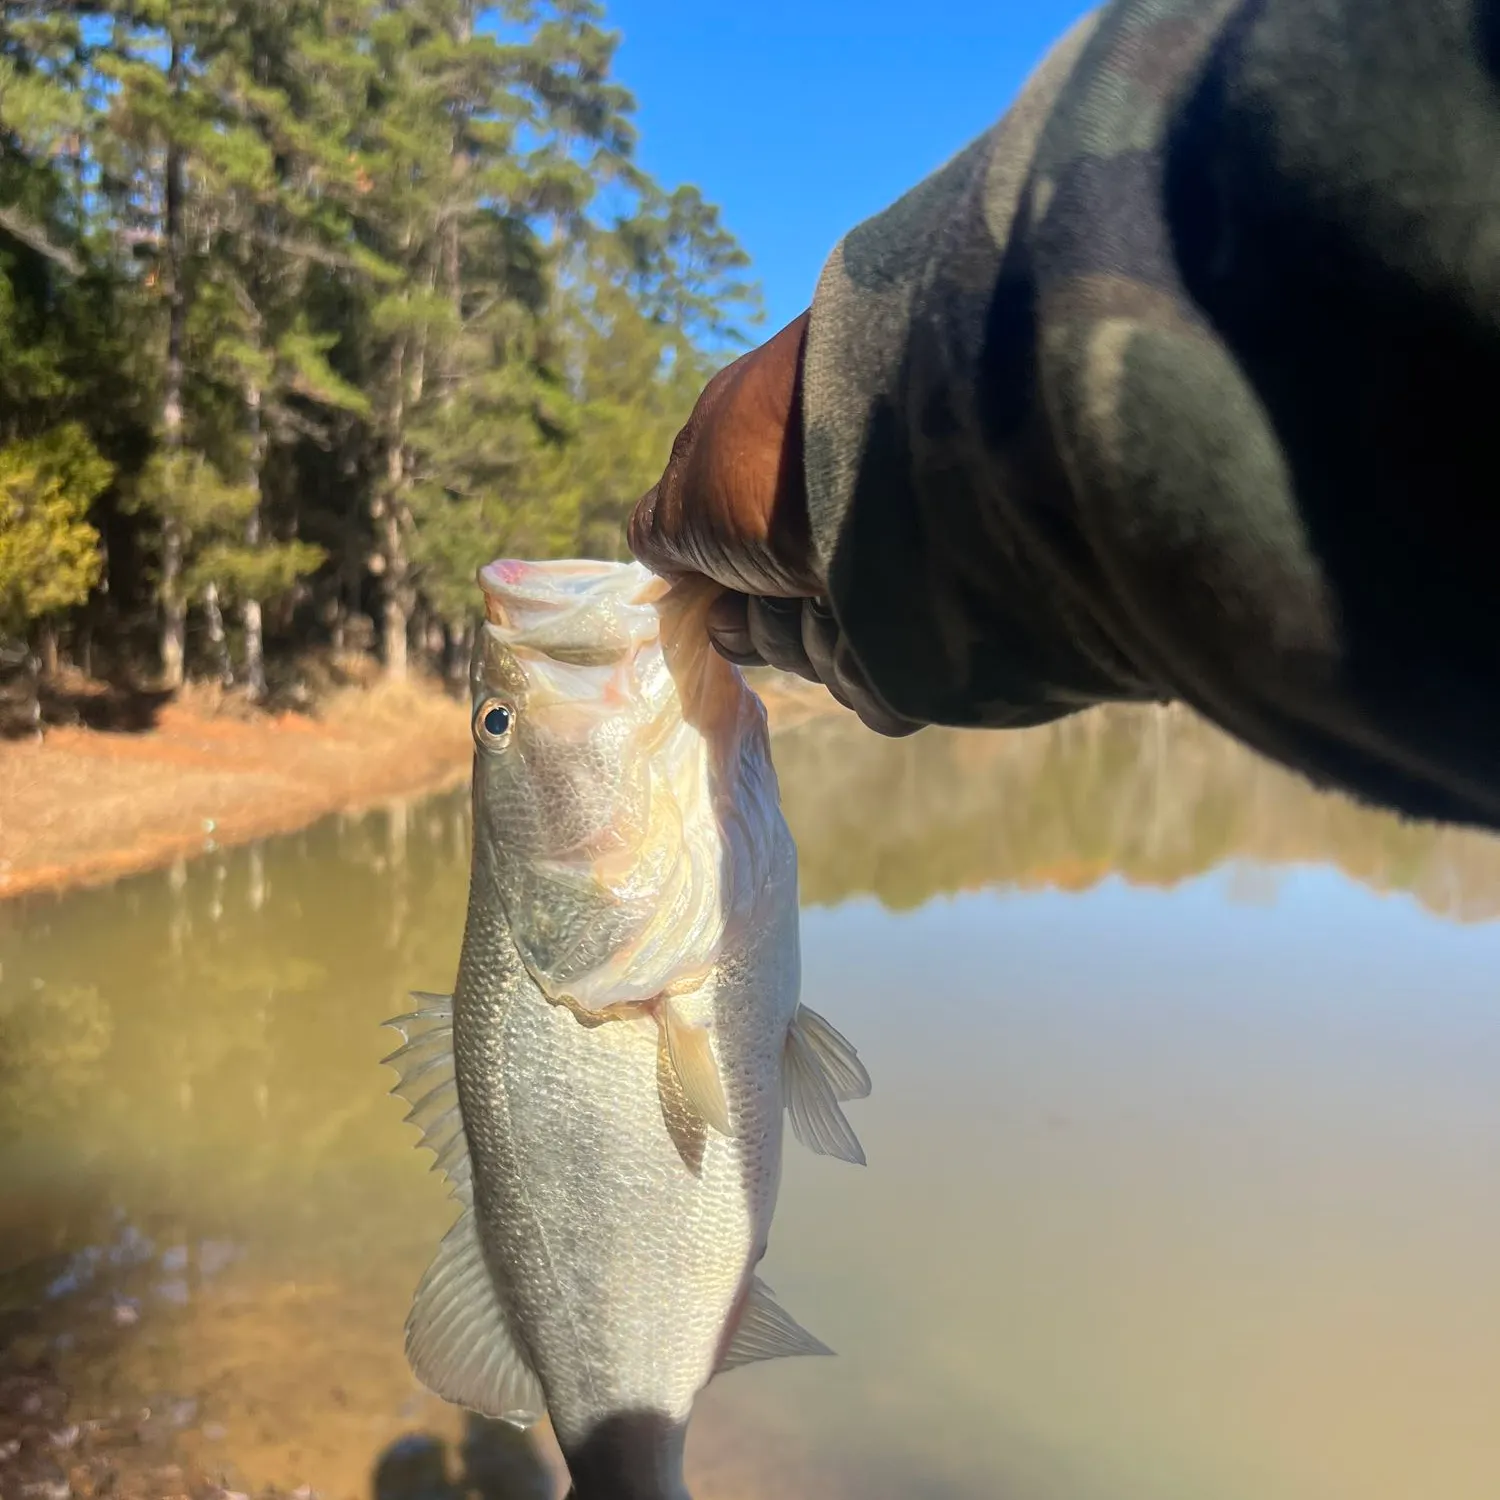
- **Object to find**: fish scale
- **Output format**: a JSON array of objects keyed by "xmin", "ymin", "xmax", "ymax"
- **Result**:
[{"xmin": 384, "ymin": 557, "xmax": 872, "ymax": 1499}]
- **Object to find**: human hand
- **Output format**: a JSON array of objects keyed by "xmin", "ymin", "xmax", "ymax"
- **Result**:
[{"xmin": 628, "ymin": 313, "xmax": 921, "ymax": 737}]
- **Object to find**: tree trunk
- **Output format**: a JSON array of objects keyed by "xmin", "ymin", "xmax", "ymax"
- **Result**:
[
  {"xmin": 242, "ymin": 381, "xmax": 267, "ymax": 701},
  {"xmin": 380, "ymin": 499, "xmax": 412, "ymax": 679},
  {"xmin": 377, "ymin": 336, "xmax": 412, "ymax": 679},
  {"xmin": 85, "ymin": 535, "xmax": 106, "ymax": 679},
  {"xmin": 38, "ymin": 623, "xmax": 59, "ymax": 678},
  {"xmin": 440, "ymin": 620, "xmax": 472, "ymax": 685},
  {"xmin": 160, "ymin": 522, "xmax": 186, "ymax": 688},
  {"xmin": 382, "ymin": 244, "xmax": 441, "ymax": 682},
  {"xmin": 203, "ymin": 580, "xmax": 231, "ymax": 686},
  {"xmin": 425, "ymin": 615, "xmax": 445, "ymax": 663},
  {"xmin": 159, "ymin": 33, "xmax": 188, "ymax": 691},
  {"xmin": 243, "ymin": 593, "xmax": 265, "ymax": 696},
  {"xmin": 455, "ymin": 620, "xmax": 474, "ymax": 683},
  {"xmin": 440, "ymin": 6, "xmax": 470, "ymax": 408},
  {"xmin": 24, "ymin": 649, "xmax": 41, "ymax": 741}
]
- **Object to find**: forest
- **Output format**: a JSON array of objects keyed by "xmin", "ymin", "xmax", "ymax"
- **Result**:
[{"xmin": 0, "ymin": 1, "xmax": 755, "ymax": 716}]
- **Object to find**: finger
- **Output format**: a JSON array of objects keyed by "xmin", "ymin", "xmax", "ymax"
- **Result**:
[
  {"xmin": 800, "ymin": 597, "xmax": 843, "ymax": 687},
  {"xmin": 778, "ymin": 598, "xmax": 852, "ymax": 714},
  {"xmin": 628, "ymin": 315, "xmax": 820, "ymax": 599},
  {"xmin": 706, "ymin": 591, "xmax": 759, "ymax": 663},
  {"xmin": 626, "ymin": 484, "xmax": 677, "ymax": 575},
  {"xmin": 801, "ymin": 597, "xmax": 920, "ymax": 733},
  {"xmin": 831, "ymin": 634, "xmax": 923, "ymax": 737},
  {"xmin": 745, "ymin": 596, "xmax": 818, "ymax": 681},
  {"xmin": 627, "ymin": 361, "xmax": 745, "ymax": 580},
  {"xmin": 628, "ymin": 480, "xmax": 706, "ymax": 581},
  {"xmin": 712, "ymin": 639, "xmax": 766, "ymax": 668}
]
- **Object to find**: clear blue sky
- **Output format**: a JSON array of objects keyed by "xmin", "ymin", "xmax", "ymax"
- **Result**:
[{"xmin": 603, "ymin": 0, "xmax": 1094, "ymax": 336}]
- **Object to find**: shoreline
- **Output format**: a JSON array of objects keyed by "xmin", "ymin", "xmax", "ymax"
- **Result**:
[
  {"xmin": 0, "ymin": 670, "xmax": 840, "ymax": 905},
  {"xmin": 0, "ymin": 677, "xmax": 474, "ymax": 904}
]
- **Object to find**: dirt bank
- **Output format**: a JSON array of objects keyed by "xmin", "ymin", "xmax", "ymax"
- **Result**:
[
  {"xmin": 0, "ymin": 678, "xmax": 473, "ymax": 903},
  {"xmin": 0, "ymin": 669, "xmax": 838, "ymax": 904}
]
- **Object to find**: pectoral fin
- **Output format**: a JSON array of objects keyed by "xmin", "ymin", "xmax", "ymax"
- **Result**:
[
  {"xmin": 660, "ymin": 1001, "xmax": 733, "ymax": 1138},
  {"xmin": 783, "ymin": 1004, "xmax": 868, "ymax": 1166},
  {"xmin": 792, "ymin": 1003, "xmax": 872, "ymax": 1102}
]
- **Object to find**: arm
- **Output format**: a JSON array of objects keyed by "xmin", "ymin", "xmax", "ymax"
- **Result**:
[
  {"xmin": 802, "ymin": 10, "xmax": 1140, "ymax": 732},
  {"xmin": 637, "ymin": 0, "xmax": 1500, "ymax": 833}
]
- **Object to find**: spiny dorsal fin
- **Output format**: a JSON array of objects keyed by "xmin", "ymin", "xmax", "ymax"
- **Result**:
[
  {"xmin": 662, "ymin": 1001, "xmax": 733, "ymax": 1138},
  {"xmin": 783, "ymin": 1006, "xmax": 867, "ymax": 1166},
  {"xmin": 405, "ymin": 1205, "xmax": 545, "ymax": 1427},
  {"xmin": 382, "ymin": 994, "xmax": 471, "ymax": 1196},
  {"xmin": 793, "ymin": 1004, "xmax": 872, "ymax": 1102},
  {"xmin": 717, "ymin": 1277, "xmax": 833, "ymax": 1374}
]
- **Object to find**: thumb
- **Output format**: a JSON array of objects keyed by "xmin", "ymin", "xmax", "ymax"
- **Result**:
[{"xmin": 626, "ymin": 484, "xmax": 684, "ymax": 578}]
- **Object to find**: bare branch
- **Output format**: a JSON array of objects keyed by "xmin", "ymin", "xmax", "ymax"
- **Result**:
[
  {"xmin": 0, "ymin": 205, "xmax": 82, "ymax": 276},
  {"xmin": 250, "ymin": 227, "xmax": 364, "ymax": 273}
]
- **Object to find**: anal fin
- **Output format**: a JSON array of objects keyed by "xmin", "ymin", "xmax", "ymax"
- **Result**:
[
  {"xmin": 661, "ymin": 1001, "xmax": 733, "ymax": 1138},
  {"xmin": 717, "ymin": 1276, "xmax": 833, "ymax": 1374},
  {"xmin": 405, "ymin": 1206, "xmax": 544, "ymax": 1427},
  {"xmin": 783, "ymin": 1004, "xmax": 868, "ymax": 1166}
]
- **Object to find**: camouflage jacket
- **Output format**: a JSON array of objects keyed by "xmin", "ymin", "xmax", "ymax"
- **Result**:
[{"xmin": 802, "ymin": 0, "xmax": 1500, "ymax": 833}]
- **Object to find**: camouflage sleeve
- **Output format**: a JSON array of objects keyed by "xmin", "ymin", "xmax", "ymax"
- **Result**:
[{"xmin": 801, "ymin": 0, "xmax": 1500, "ymax": 832}]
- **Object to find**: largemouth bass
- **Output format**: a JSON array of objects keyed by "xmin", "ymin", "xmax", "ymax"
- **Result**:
[{"xmin": 384, "ymin": 557, "xmax": 870, "ymax": 1498}]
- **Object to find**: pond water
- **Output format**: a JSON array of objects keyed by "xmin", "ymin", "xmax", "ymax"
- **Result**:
[{"xmin": 5, "ymin": 702, "xmax": 1500, "ymax": 1500}]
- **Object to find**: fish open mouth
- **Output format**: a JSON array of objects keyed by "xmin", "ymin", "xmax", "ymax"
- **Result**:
[
  {"xmin": 480, "ymin": 557, "xmax": 624, "ymax": 590},
  {"xmin": 479, "ymin": 558, "xmax": 665, "ymax": 621},
  {"xmin": 477, "ymin": 558, "xmax": 670, "ymax": 659}
]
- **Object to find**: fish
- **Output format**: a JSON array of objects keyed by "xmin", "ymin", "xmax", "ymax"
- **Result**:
[{"xmin": 383, "ymin": 557, "xmax": 871, "ymax": 1499}]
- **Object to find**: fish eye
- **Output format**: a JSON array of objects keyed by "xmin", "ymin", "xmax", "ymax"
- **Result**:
[{"xmin": 475, "ymin": 698, "xmax": 515, "ymax": 748}]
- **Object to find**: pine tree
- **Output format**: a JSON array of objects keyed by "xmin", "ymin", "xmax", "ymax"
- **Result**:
[
  {"xmin": 173, "ymin": 0, "xmax": 371, "ymax": 694},
  {"xmin": 0, "ymin": 4, "xmax": 92, "ymax": 276},
  {"xmin": 1, "ymin": 3, "xmax": 152, "ymax": 685},
  {"xmin": 400, "ymin": 2, "xmax": 758, "ymax": 652},
  {"xmin": 92, "ymin": 1, "xmax": 213, "ymax": 686},
  {"xmin": 548, "ymin": 186, "xmax": 760, "ymax": 557},
  {"xmin": 0, "ymin": 0, "xmax": 762, "ymax": 706},
  {"xmin": 95, "ymin": 0, "xmax": 364, "ymax": 689}
]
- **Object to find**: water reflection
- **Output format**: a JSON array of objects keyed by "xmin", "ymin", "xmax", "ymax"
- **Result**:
[
  {"xmin": 2, "ymin": 704, "xmax": 1500, "ymax": 1499},
  {"xmin": 775, "ymin": 703, "xmax": 1500, "ymax": 919}
]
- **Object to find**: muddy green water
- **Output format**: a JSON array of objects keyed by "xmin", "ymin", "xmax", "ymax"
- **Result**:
[{"xmin": 5, "ymin": 704, "xmax": 1500, "ymax": 1500}]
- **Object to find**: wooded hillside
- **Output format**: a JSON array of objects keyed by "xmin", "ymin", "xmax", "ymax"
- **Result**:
[{"xmin": 0, "ymin": 1, "xmax": 755, "ymax": 713}]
